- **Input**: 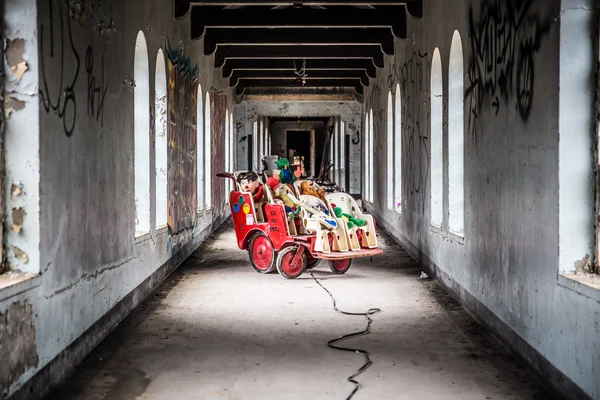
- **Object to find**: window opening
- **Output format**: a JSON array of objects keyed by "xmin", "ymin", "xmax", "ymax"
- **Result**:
[{"xmin": 134, "ymin": 31, "xmax": 150, "ymax": 236}]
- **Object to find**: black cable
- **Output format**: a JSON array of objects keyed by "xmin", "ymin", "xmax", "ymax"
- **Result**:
[{"xmin": 309, "ymin": 272, "xmax": 382, "ymax": 400}]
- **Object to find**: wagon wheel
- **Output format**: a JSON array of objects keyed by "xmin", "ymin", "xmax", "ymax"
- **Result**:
[
  {"xmin": 329, "ymin": 259, "xmax": 352, "ymax": 275},
  {"xmin": 276, "ymin": 246, "xmax": 307, "ymax": 279},
  {"xmin": 306, "ymin": 257, "xmax": 322, "ymax": 269},
  {"xmin": 248, "ymin": 232, "xmax": 276, "ymax": 274}
]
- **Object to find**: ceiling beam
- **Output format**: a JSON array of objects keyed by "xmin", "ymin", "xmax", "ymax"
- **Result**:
[
  {"xmin": 235, "ymin": 78, "xmax": 363, "ymax": 95},
  {"xmin": 222, "ymin": 58, "xmax": 377, "ymax": 78},
  {"xmin": 230, "ymin": 69, "xmax": 369, "ymax": 86},
  {"xmin": 214, "ymin": 44, "xmax": 384, "ymax": 68},
  {"xmin": 203, "ymin": 28, "xmax": 395, "ymax": 55},
  {"xmin": 190, "ymin": 6, "xmax": 407, "ymax": 39}
]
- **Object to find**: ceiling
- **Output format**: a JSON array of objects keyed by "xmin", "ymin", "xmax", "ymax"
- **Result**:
[{"xmin": 174, "ymin": 1, "xmax": 423, "ymax": 100}]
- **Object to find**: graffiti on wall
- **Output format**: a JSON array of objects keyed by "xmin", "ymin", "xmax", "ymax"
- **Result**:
[
  {"xmin": 166, "ymin": 41, "xmax": 198, "ymax": 249},
  {"xmin": 465, "ymin": 0, "xmax": 551, "ymax": 142},
  {"xmin": 211, "ymin": 91, "xmax": 228, "ymax": 207},
  {"xmin": 39, "ymin": 0, "xmax": 109, "ymax": 137},
  {"xmin": 400, "ymin": 51, "xmax": 431, "ymax": 213}
]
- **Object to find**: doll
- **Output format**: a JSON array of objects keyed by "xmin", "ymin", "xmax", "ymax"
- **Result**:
[
  {"xmin": 266, "ymin": 177, "xmax": 300, "ymax": 216},
  {"xmin": 237, "ymin": 171, "xmax": 264, "ymax": 202}
]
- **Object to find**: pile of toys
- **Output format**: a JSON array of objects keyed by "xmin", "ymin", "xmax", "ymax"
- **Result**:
[{"xmin": 218, "ymin": 155, "xmax": 382, "ymax": 279}]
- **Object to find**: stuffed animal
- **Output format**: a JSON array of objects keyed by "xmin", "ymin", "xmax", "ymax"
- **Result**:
[
  {"xmin": 237, "ymin": 171, "xmax": 264, "ymax": 202},
  {"xmin": 301, "ymin": 180, "xmax": 326, "ymax": 203},
  {"xmin": 276, "ymin": 158, "xmax": 296, "ymax": 184},
  {"xmin": 333, "ymin": 206, "xmax": 367, "ymax": 230},
  {"xmin": 267, "ymin": 177, "xmax": 300, "ymax": 216}
]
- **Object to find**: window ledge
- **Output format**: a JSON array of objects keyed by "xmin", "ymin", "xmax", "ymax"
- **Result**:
[
  {"xmin": 0, "ymin": 272, "xmax": 41, "ymax": 302},
  {"xmin": 558, "ymin": 273, "xmax": 600, "ymax": 303},
  {"xmin": 135, "ymin": 231, "xmax": 152, "ymax": 245},
  {"xmin": 448, "ymin": 231, "xmax": 465, "ymax": 245},
  {"xmin": 155, "ymin": 226, "xmax": 168, "ymax": 236},
  {"xmin": 430, "ymin": 224, "xmax": 443, "ymax": 236}
]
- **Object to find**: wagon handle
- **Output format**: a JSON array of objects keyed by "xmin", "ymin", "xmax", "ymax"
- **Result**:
[{"xmin": 216, "ymin": 172, "xmax": 236, "ymax": 186}]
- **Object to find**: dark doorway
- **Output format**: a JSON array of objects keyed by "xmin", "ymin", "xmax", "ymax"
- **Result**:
[{"xmin": 286, "ymin": 130, "xmax": 311, "ymax": 176}]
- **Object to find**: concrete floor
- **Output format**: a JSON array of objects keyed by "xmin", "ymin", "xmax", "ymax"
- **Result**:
[{"xmin": 46, "ymin": 223, "xmax": 553, "ymax": 400}]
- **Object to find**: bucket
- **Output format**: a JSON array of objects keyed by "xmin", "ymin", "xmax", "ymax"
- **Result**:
[{"xmin": 262, "ymin": 155, "xmax": 279, "ymax": 170}]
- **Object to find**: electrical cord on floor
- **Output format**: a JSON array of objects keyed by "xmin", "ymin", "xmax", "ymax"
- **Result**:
[{"xmin": 309, "ymin": 272, "xmax": 382, "ymax": 400}]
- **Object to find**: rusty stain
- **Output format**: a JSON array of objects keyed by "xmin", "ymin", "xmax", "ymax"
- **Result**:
[
  {"xmin": 11, "ymin": 246, "xmax": 29, "ymax": 264},
  {"xmin": 11, "ymin": 208, "xmax": 25, "ymax": 233},
  {"xmin": 0, "ymin": 301, "xmax": 39, "ymax": 396}
]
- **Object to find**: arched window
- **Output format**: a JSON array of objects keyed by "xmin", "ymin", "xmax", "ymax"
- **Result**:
[
  {"xmin": 204, "ymin": 92, "xmax": 211, "ymax": 210},
  {"xmin": 134, "ymin": 31, "xmax": 150, "ymax": 237},
  {"xmin": 431, "ymin": 48, "xmax": 443, "ymax": 227},
  {"xmin": 364, "ymin": 112, "xmax": 369, "ymax": 201},
  {"xmin": 395, "ymin": 84, "xmax": 402, "ymax": 213},
  {"xmin": 334, "ymin": 120, "xmax": 339, "ymax": 184},
  {"xmin": 252, "ymin": 121, "xmax": 258, "ymax": 171},
  {"xmin": 449, "ymin": 31, "xmax": 465, "ymax": 235},
  {"xmin": 225, "ymin": 109, "xmax": 230, "ymax": 197},
  {"xmin": 387, "ymin": 92, "xmax": 394, "ymax": 210},
  {"xmin": 230, "ymin": 112, "xmax": 235, "ymax": 170},
  {"xmin": 340, "ymin": 121, "xmax": 346, "ymax": 191},
  {"xmin": 369, "ymin": 109, "xmax": 374, "ymax": 203},
  {"xmin": 155, "ymin": 49, "xmax": 167, "ymax": 229},
  {"xmin": 197, "ymin": 85, "xmax": 204, "ymax": 211}
]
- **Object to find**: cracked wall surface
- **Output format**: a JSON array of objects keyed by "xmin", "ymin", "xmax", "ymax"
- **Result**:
[
  {"xmin": 0, "ymin": 0, "xmax": 233, "ymax": 397},
  {"xmin": 0, "ymin": 301, "xmax": 38, "ymax": 397},
  {"xmin": 362, "ymin": 0, "xmax": 600, "ymax": 398}
]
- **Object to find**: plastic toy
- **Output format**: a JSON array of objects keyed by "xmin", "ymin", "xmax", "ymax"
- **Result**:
[
  {"xmin": 333, "ymin": 206, "xmax": 367, "ymax": 229},
  {"xmin": 217, "ymin": 171, "xmax": 383, "ymax": 279},
  {"xmin": 276, "ymin": 158, "xmax": 296, "ymax": 184}
]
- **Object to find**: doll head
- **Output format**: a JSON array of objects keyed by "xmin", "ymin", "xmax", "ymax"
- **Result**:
[{"xmin": 237, "ymin": 171, "xmax": 260, "ymax": 193}]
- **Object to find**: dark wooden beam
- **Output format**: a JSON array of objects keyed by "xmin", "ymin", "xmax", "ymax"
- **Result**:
[
  {"xmin": 236, "ymin": 78, "xmax": 364, "ymax": 95},
  {"xmin": 191, "ymin": 1, "xmax": 415, "ymax": 3},
  {"xmin": 222, "ymin": 58, "xmax": 377, "ymax": 78},
  {"xmin": 203, "ymin": 28, "xmax": 395, "ymax": 55},
  {"xmin": 175, "ymin": 0, "xmax": 192, "ymax": 18},
  {"xmin": 230, "ymin": 69, "xmax": 369, "ymax": 86},
  {"xmin": 214, "ymin": 45, "xmax": 384, "ymax": 68},
  {"xmin": 190, "ymin": 6, "xmax": 407, "ymax": 39}
]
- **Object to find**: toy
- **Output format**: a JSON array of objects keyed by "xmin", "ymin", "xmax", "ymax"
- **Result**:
[
  {"xmin": 267, "ymin": 177, "xmax": 300, "ymax": 216},
  {"xmin": 237, "ymin": 171, "xmax": 264, "ymax": 202},
  {"xmin": 217, "ymin": 172, "xmax": 383, "ymax": 280},
  {"xmin": 300, "ymin": 180, "xmax": 326, "ymax": 203},
  {"xmin": 276, "ymin": 158, "xmax": 296, "ymax": 184},
  {"xmin": 333, "ymin": 206, "xmax": 367, "ymax": 229}
]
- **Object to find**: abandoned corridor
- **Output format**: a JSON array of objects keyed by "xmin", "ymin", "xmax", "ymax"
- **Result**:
[{"xmin": 44, "ymin": 224, "xmax": 551, "ymax": 400}]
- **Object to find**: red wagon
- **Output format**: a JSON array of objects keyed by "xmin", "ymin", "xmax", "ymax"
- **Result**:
[{"xmin": 218, "ymin": 172, "xmax": 383, "ymax": 279}]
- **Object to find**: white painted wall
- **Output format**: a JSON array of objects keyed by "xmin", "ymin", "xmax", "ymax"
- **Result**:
[
  {"xmin": 363, "ymin": 0, "xmax": 600, "ymax": 398},
  {"xmin": 0, "ymin": 0, "xmax": 233, "ymax": 396}
]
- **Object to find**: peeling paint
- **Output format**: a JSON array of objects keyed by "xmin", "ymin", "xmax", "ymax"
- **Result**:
[
  {"xmin": 11, "ymin": 246, "xmax": 29, "ymax": 264},
  {"xmin": 5, "ymin": 96, "xmax": 26, "ymax": 118},
  {"xmin": 5, "ymin": 38, "xmax": 28, "ymax": 81},
  {"xmin": 0, "ymin": 302, "xmax": 39, "ymax": 396},
  {"xmin": 11, "ymin": 207, "xmax": 25, "ymax": 233},
  {"xmin": 11, "ymin": 183, "xmax": 22, "ymax": 197}
]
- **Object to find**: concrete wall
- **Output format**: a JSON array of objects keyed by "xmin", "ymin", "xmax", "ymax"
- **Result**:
[
  {"xmin": 363, "ymin": 0, "xmax": 600, "ymax": 398},
  {"xmin": 235, "ymin": 101, "xmax": 362, "ymax": 194},
  {"xmin": 0, "ymin": 0, "xmax": 233, "ymax": 397}
]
